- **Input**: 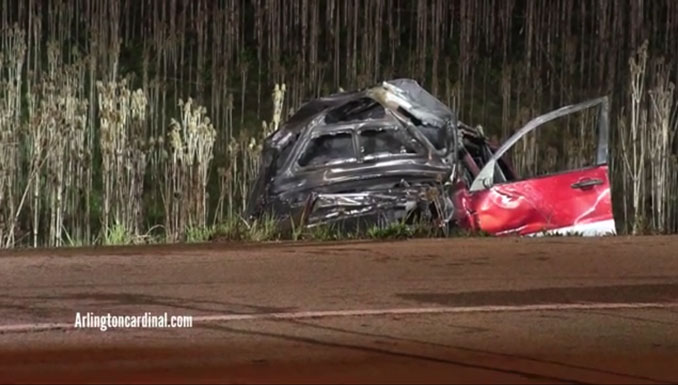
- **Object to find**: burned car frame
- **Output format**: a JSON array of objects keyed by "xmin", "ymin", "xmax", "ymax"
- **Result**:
[{"xmin": 247, "ymin": 79, "xmax": 616, "ymax": 236}]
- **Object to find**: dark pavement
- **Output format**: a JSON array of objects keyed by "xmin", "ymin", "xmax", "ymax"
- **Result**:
[{"xmin": 0, "ymin": 236, "xmax": 677, "ymax": 383}]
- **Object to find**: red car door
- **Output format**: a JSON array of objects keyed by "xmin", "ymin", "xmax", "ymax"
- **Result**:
[{"xmin": 455, "ymin": 97, "xmax": 616, "ymax": 236}]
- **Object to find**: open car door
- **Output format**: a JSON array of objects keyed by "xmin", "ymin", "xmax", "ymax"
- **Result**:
[{"xmin": 457, "ymin": 97, "xmax": 616, "ymax": 236}]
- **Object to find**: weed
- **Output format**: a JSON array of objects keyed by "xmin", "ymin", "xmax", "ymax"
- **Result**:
[
  {"xmin": 104, "ymin": 222, "xmax": 134, "ymax": 245},
  {"xmin": 409, "ymin": 218, "xmax": 443, "ymax": 238},
  {"xmin": 367, "ymin": 221, "xmax": 413, "ymax": 240},
  {"xmin": 536, "ymin": 229, "xmax": 585, "ymax": 237},
  {"xmin": 212, "ymin": 217, "xmax": 248, "ymax": 241},
  {"xmin": 304, "ymin": 223, "xmax": 342, "ymax": 241},
  {"xmin": 448, "ymin": 227, "xmax": 492, "ymax": 238},
  {"xmin": 185, "ymin": 226, "xmax": 215, "ymax": 243},
  {"xmin": 245, "ymin": 214, "xmax": 280, "ymax": 242},
  {"xmin": 289, "ymin": 215, "xmax": 304, "ymax": 241}
]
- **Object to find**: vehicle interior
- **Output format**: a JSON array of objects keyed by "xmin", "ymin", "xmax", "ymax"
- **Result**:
[{"xmin": 456, "ymin": 122, "xmax": 516, "ymax": 187}]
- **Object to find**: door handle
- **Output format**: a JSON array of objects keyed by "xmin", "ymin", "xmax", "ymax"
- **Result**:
[{"xmin": 571, "ymin": 178, "xmax": 603, "ymax": 190}]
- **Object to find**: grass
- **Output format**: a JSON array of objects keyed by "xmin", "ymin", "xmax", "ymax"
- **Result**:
[
  {"xmin": 211, "ymin": 218, "xmax": 248, "ymax": 241},
  {"xmin": 303, "ymin": 223, "xmax": 347, "ymax": 241},
  {"xmin": 102, "ymin": 223, "xmax": 164, "ymax": 246},
  {"xmin": 246, "ymin": 215, "xmax": 280, "ymax": 242},
  {"xmin": 185, "ymin": 226, "xmax": 216, "ymax": 243},
  {"xmin": 210, "ymin": 214, "xmax": 280, "ymax": 242},
  {"xmin": 104, "ymin": 223, "xmax": 134, "ymax": 246},
  {"xmin": 103, "ymin": 217, "xmax": 623, "ymax": 246},
  {"xmin": 536, "ymin": 229, "xmax": 585, "ymax": 237},
  {"xmin": 207, "ymin": 215, "xmax": 442, "ymax": 243},
  {"xmin": 65, "ymin": 216, "xmax": 620, "ymax": 246},
  {"xmin": 289, "ymin": 215, "xmax": 305, "ymax": 241},
  {"xmin": 367, "ymin": 221, "xmax": 414, "ymax": 240},
  {"xmin": 72, "ymin": 206, "xmax": 623, "ymax": 247}
]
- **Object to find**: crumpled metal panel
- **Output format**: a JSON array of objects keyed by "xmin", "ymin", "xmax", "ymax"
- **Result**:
[
  {"xmin": 454, "ymin": 165, "xmax": 615, "ymax": 236},
  {"xmin": 305, "ymin": 185, "xmax": 443, "ymax": 227}
]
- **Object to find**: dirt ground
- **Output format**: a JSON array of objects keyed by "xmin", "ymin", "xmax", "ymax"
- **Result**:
[{"xmin": 1, "ymin": 235, "xmax": 677, "ymax": 383}]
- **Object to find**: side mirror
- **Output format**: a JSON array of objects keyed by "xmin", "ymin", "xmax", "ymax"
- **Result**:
[{"xmin": 470, "ymin": 159, "xmax": 496, "ymax": 192}]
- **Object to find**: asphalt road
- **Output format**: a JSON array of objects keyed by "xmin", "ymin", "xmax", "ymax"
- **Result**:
[{"xmin": 0, "ymin": 236, "xmax": 677, "ymax": 384}]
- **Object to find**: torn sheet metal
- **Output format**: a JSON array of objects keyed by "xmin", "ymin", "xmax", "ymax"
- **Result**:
[{"xmin": 305, "ymin": 186, "xmax": 447, "ymax": 228}]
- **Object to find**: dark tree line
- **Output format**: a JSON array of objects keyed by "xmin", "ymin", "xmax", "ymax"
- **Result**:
[{"xmin": 0, "ymin": 0, "xmax": 676, "ymax": 246}]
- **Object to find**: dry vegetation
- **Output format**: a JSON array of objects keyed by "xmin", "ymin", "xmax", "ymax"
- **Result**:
[{"xmin": 0, "ymin": 0, "xmax": 677, "ymax": 247}]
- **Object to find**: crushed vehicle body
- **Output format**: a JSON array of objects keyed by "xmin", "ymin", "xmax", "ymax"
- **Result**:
[
  {"xmin": 246, "ymin": 79, "xmax": 616, "ymax": 236},
  {"xmin": 246, "ymin": 79, "xmax": 459, "ymax": 231}
]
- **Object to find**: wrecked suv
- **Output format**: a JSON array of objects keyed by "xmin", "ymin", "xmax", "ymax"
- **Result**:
[{"xmin": 247, "ymin": 79, "xmax": 616, "ymax": 236}]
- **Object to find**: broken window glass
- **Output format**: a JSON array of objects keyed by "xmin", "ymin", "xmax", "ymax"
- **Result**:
[
  {"xmin": 298, "ymin": 132, "xmax": 355, "ymax": 168},
  {"xmin": 359, "ymin": 128, "xmax": 421, "ymax": 158}
]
